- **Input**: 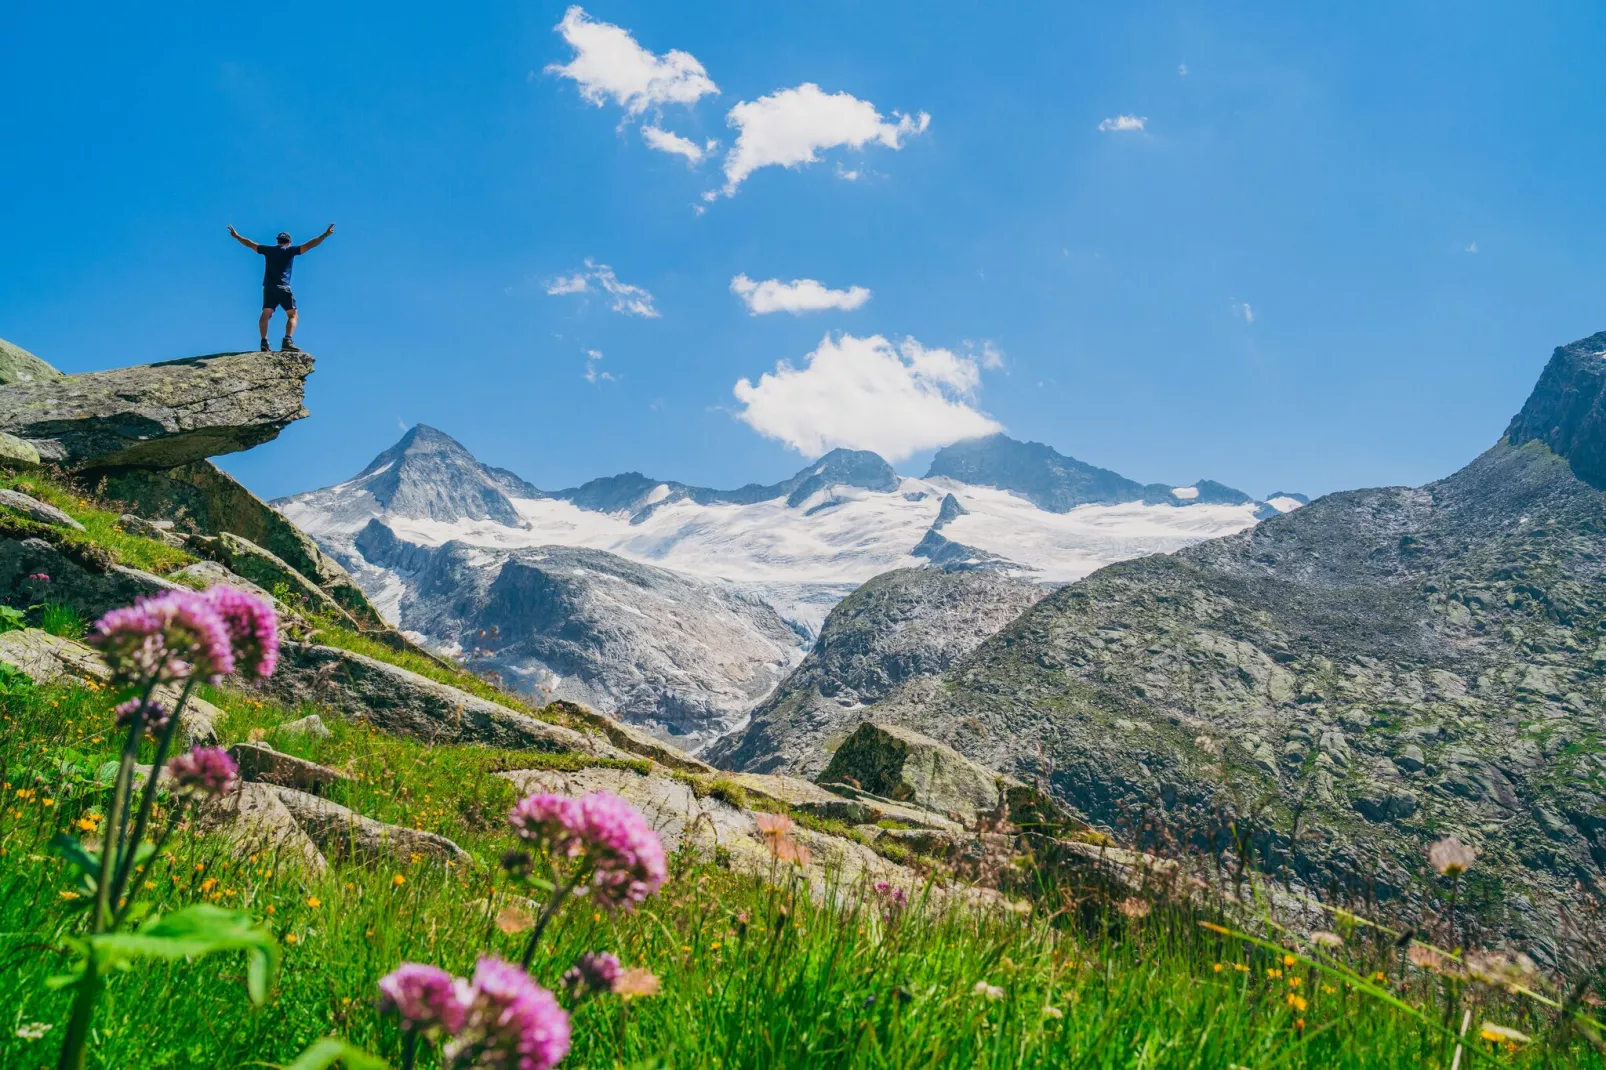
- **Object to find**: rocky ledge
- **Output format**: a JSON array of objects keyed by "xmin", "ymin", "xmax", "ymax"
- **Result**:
[{"xmin": 0, "ymin": 351, "xmax": 312, "ymax": 471}]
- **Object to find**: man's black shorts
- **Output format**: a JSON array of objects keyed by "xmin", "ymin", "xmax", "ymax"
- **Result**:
[{"xmin": 262, "ymin": 287, "xmax": 297, "ymax": 311}]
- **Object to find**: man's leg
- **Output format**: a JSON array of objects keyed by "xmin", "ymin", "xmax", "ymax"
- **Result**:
[
  {"xmin": 258, "ymin": 308, "xmax": 273, "ymax": 341},
  {"xmin": 284, "ymin": 307, "xmax": 299, "ymax": 345}
]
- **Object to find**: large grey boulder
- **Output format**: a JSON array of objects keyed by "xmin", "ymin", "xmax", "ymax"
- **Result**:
[
  {"xmin": 0, "ymin": 533, "xmax": 181, "ymax": 624},
  {"xmin": 270, "ymin": 641, "xmax": 615, "ymax": 755},
  {"xmin": 96, "ymin": 459, "xmax": 385, "ymax": 628},
  {"xmin": 0, "ymin": 351, "xmax": 312, "ymax": 471},
  {"xmin": 818, "ymin": 721, "xmax": 1017, "ymax": 821},
  {"xmin": 0, "ymin": 432, "xmax": 41, "ymax": 468},
  {"xmin": 0, "ymin": 337, "xmax": 64, "ymax": 386},
  {"xmin": 191, "ymin": 781, "xmax": 471, "ymax": 872},
  {"xmin": 0, "ymin": 628, "xmax": 220, "ymax": 744}
]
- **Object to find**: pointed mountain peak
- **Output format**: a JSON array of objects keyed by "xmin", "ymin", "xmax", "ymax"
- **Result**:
[
  {"xmin": 934, "ymin": 492, "xmax": 968, "ymax": 528},
  {"xmin": 349, "ymin": 424, "xmax": 537, "ymax": 524},
  {"xmin": 1504, "ymin": 329, "xmax": 1606, "ymax": 490},
  {"xmin": 784, "ymin": 448, "xmax": 900, "ymax": 507}
]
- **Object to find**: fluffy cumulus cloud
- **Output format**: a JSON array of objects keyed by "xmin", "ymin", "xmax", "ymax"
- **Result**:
[
  {"xmin": 715, "ymin": 84, "xmax": 929, "ymax": 197},
  {"xmin": 546, "ymin": 260, "xmax": 660, "ymax": 318},
  {"xmin": 1097, "ymin": 114, "xmax": 1147, "ymax": 132},
  {"xmin": 730, "ymin": 274, "xmax": 871, "ymax": 315},
  {"xmin": 548, "ymin": 6, "xmax": 718, "ymax": 115},
  {"xmin": 732, "ymin": 333, "xmax": 1001, "ymax": 460},
  {"xmin": 642, "ymin": 125, "xmax": 714, "ymax": 163}
]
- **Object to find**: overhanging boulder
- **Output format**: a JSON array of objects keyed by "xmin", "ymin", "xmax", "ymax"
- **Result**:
[{"xmin": 0, "ymin": 351, "xmax": 312, "ymax": 471}]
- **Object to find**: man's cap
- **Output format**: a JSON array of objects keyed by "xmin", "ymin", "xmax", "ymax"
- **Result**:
[{"xmin": 276, "ymin": 232, "xmax": 292, "ymax": 243}]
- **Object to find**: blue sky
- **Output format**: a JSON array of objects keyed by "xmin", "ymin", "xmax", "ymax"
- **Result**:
[{"xmin": 3, "ymin": 2, "xmax": 1604, "ymax": 501}]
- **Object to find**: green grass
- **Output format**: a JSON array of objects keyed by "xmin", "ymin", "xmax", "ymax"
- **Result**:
[
  {"xmin": 0, "ymin": 470, "xmax": 196, "ymax": 575},
  {"xmin": 35, "ymin": 601, "xmax": 87, "ymax": 639},
  {"xmin": 0, "ymin": 679, "xmax": 1601, "ymax": 1068}
]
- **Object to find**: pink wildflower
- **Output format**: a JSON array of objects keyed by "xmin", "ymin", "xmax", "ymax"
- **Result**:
[
  {"xmin": 26, "ymin": 573, "xmax": 49, "ymax": 582},
  {"xmin": 378, "ymin": 962, "xmax": 468, "ymax": 1036},
  {"xmin": 114, "ymin": 697, "xmax": 171, "ymax": 732},
  {"xmin": 203, "ymin": 586, "xmax": 280, "ymax": 678},
  {"xmin": 445, "ymin": 958, "xmax": 570, "ymax": 1070},
  {"xmin": 168, "ymin": 746, "xmax": 238, "ymax": 796},
  {"xmin": 561, "ymin": 952, "xmax": 621, "ymax": 998},
  {"xmin": 574, "ymin": 791, "xmax": 667, "ymax": 910},
  {"xmin": 508, "ymin": 793, "xmax": 584, "ymax": 858},
  {"xmin": 89, "ymin": 591, "xmax": 233, "ymax": 685}
]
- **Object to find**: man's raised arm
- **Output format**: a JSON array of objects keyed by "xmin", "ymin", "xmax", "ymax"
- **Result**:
[
  {"xmin": 298, "ymin": 223, "xmax": 336, "ymax": 253},
  {"xmin": 226, "ymin": 225, "xmax": 259, "ymax": 251}
]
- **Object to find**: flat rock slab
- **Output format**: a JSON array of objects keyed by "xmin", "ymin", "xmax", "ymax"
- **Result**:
[
  {"xmin": 190, "ymin": 531, "xmax": 350, "ymax": 623},
  {"xmin": 0, "ymin": 351, "xmax": 312, "ymax": 471},
  {"xmin": 500, "ymin": 766, "xmax": 920, "ymax": 897},
  {"xmin": 726, "ymin": 771, "xmax": 962, "ymax": 832},
  {"xmin": 0, "ymin": 627, "xmax": 219, "ymax": 744},
  {"xmin": 0, "ymin": 489, "xmax": 80, "ymax": 530},
  {"xmin": 271, "ymin": 641, "xmax": 616, "ymax": 756},
  {"xmin": 275, "ymin": 713, "xmax": 332, "ymax": 739},
  {"xmin": 228, "ymin": 741, "xmax": 351, "ymax": 794},
  {"xmin": 190, "ymin": 781, "xmax": 471, "ymax": 872}
]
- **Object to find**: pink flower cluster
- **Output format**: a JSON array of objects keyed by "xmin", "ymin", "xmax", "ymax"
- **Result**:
[
  {"xmin": 114, "ymin": 697, "xmax": 171, "ymax": 732},
  {"xmin": 561, "ymin": 952, "xmax": 621, "ymax": 998},
  {"xmin": 203, "ymin": 585, "xmax": 280, "ymax": 677},
  {"xmin": 167, "ymin": 746, "xmax": 239, "ymax": 796},
  {"xmin": 509, "ymin": 791, "xmax": 667, "ymax": 911},
  {"xmin": 88, "ymin": 586, "xmax": 279, "ymax": 687},
  {"xmin": 378, "ymin": 963, "xmax": 468, "ymax": 1037},
  {"xmin": 413, "ymin": 958, "xmax": 570, "ymax": 1070}
]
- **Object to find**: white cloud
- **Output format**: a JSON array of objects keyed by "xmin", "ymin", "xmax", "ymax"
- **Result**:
[
  {"xmin": 642, "ymin": 125, "xmax": 715, "ymax": 163},
  {"xmin": 967, "ymin": 340, "xmax": 1005, "ymax": 369},
  {"xmin": 1232, "ymin": 301, "xmax": 1254, "ymax": 324},
  {"xmin": 548, "ymin": 7, "xmax": 717, "ymax": 116},
  {"xmin": 716, "ymin": 83, "xmax": 929, "ymax": 197},
  {"xmin": 584, "ymin": 348, "xmax": 616, "ymax": 383},
  {"xmin": 1178, "ymin": 63, "xmax": 1189, "ymax": 76},
  {"xmin": 1097, "ymin": 114, "xmax": 1147, "ymax": 132},
  {"xmin": 546, "ymin": 259, "xmax": 660, "ymax": 318},
  {"xmin": 730, "ymin": 274, "xmax": 872, "ymax": 315},
  {"xmin": 1465, "ymin": 241, "xmax": 1479, "ymax": 254},
  {"xmin": 732, "ymin": 333, "xmax": 1001, "ymax": 461}
]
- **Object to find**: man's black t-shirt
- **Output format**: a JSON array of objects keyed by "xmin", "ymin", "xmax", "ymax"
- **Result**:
[{"xmin": 258, "ymin": 244, "xmax": 301, "ymax": 289}]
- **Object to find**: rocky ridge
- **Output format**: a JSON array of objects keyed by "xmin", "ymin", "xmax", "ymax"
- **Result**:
[{"xmin": 854, "ymin": 331, "xmax": 1606, "ymax": 956}]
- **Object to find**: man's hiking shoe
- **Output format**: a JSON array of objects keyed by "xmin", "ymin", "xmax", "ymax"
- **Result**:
[
  {"xmin": 260, "ymin": 340, "xmax": 272, "ymax": 352},
  {"xmin": 281, "ymin": 337, "xmax": 301, "ymax": 353}
]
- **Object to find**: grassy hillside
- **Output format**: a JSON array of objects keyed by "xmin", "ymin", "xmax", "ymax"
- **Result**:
[{"xmin": 0, "ymin": 676, "xmax": 1598, "ymax": 1068}]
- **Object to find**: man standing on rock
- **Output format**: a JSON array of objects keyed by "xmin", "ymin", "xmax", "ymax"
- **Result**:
[{"xmin": 227, "ymin": 224, "xmax": 335, "ymax": 353}]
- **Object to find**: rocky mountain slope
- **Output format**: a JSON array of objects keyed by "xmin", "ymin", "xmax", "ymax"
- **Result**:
[
  {"xmin": 707, "ymin": 567, "xmax": 1048, "ymax": 776},
  {"xmin": 278, "ymin": 424, "xmax": 1299, "ymax": 744},
  {"xmin": 354, "ymin": 522, "xmax": 803, "ymax": 744},
  {"xmin": 859, "ymin": 330, "xmax": 1606, "ymax": 954}
]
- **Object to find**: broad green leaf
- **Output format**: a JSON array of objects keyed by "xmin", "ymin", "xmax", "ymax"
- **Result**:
[
  {"xmin": 88, "ymin": 904, "xmax": 281, "ymax": 1003},
  {"xmin": 95, "ymin": 760, "xmax": 120, "ymax": 785},
  {"xmin": 277, "ymin": 1037, "xmax": 389, "ymax": 1070}
]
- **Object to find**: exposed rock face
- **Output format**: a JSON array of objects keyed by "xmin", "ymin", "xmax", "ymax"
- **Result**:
[
  {"xmin": 1504, "ymin": 331, "xmax": 1606, "ymax": 490},
  {"xmin": 0, "ymin": 433, "xmax": 41, "ymax": 467},
  {"xmin": 0, "ymin": 337, "xmax": 63, "ymax": 386},
  {"xmin": 0, "ymin": 351, "xmax": 312, "ymax": 471},
  {"xmin": 269, "ymin": 641, "xmax": 610, "ymax": 755},
  {"xmin": 0, "ymin": 534, "xmax": 186, "ymax": 627},
  {"xmin": 96, "ymin": 459, "xmax": 382, "ymax": 627},
  {"xmin": 708, "ymin": 567, "xmax": 1046, "ymax": 776},
  {"xmin": 0, "ymin": 628, "xmax": 219, "ymax": 744},
  {"xmin": 818, "ymin": 722, "xmax": 1018, "ymax": 820},
  {"xmin": 228, "ymin": 742, "xmax": 350, "ymax": 794},
  {"xmin": 193, "ymin": 781, "xmax": 470, "ymax": 872},
  {"xmin": 872, "ymin": 330, "xmax": 1606, "ymax": 953},
  {"xmin": 354, "ymin": 525, "xmax": 804, "ymax": 746},
  {"xmin": 189, "ymin": 531, "xmax": 351, "ymax": 623}
]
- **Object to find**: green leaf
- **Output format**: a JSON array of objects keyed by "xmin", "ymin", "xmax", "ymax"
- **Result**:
[
  {"xmin": 49, "ymin": 832, "xmax": 101, "ymax": 886},
  {"xmin": 88, "ymin": 904, "xmax": 281, "ymax": 1004},
  {"xmin": 95, "ymin": 760, "xmax": 120, "ymax": 786},
  {"xmin": 277, "ymin": 1037, "xmax": 389, "ymax": 1070}
]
